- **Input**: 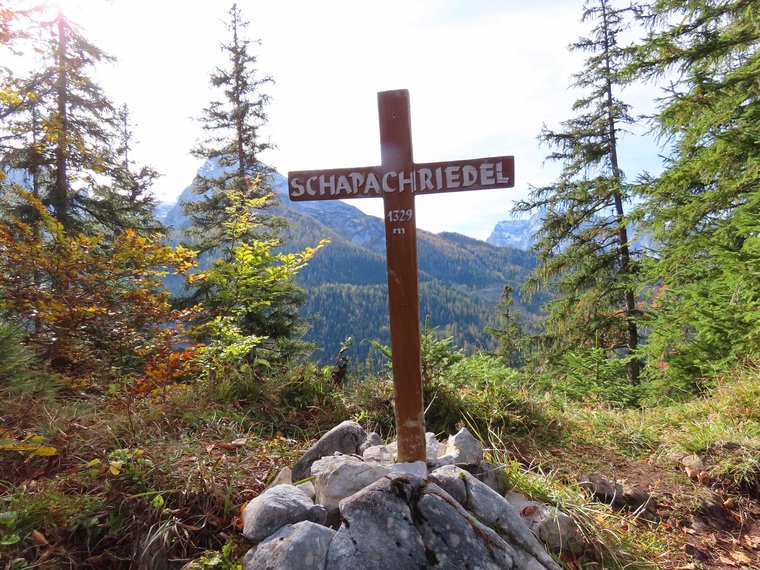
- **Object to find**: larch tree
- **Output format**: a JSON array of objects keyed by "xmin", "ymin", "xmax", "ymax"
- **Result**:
[
  {"xmin": 0, "ymin": 5, "xmax": 157, "ymax": 236},
  {"xmin": 514, "ymin": 0, "xmax": 643, "ymax": 385},
  {"xmin": 629, "ymin": 0, "xmax": 760, "ymax": 385}
]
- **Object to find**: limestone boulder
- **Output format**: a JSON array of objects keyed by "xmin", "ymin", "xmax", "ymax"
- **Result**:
[
  {"xmin": 244, "ymin": 521, "xmax": 335, "ymax": 570},
  {"xmin": 436, "ymin": 427, "xmax": 484, "ymax": 467},
  {"xmin": 359, "ymin": 431, "xmax": 383, "ymax": 453},
  {"xmin": 416, "ymin": 483, "xmax": 517, "ymax": 568},
  {"xmin": 242, "ymin": 484, "xmax": 327, "ymax": 543},
  {"xmin": 325, "ymin": 474, "xmax": 426, "ymax": 570},
  {"xmin": 430, "ymin": 465, "xmax": 561, "ymax": 570},
  {"xmin": 505, "ymin": 492, "xmax": 585, "ymax": 556},
  {"xmin": 312, "ymin": 455, "xmax": 389, "ymax": 515},
  {"xmin": 362, "ymin": 444, "xmax": 396, "ymax": 465},
  {"xmin": 292, "ymin": 421, "xmax": 367, "ymax": 482}
]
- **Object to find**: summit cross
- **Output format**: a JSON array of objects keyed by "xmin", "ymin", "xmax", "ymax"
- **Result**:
[{"xmin": 288, "ymin": 89, "xmax": 514, "ymax": 463}]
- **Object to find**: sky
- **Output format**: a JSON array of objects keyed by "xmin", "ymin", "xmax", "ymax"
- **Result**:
[{"xmin": 23, "ymin": 0, "xmax": 663, "ymax": 240}]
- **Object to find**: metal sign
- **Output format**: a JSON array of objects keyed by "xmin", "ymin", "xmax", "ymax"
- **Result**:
[{"xmin": 288, "ymin": 89, "xmax": 514, "ymax": 463}]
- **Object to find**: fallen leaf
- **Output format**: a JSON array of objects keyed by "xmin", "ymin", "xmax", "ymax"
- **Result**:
[
  {"xmin": 230, "ymin": 438, "xmax": 248, "ymax": 448},
  {"xmin": 723, "ymin": 497, "xmax": 736, "ymax": 508},
  {"xmin": 729, "ymin": 551, "xmax": 751, "ymax": 564},
  {"xmin": 717, "ymin": 555, "xmax": 737, "ymax": 566},
  {"xmin": 31, "ymin": 529, "xmax": 48, "ymax": 546},
  {"xmin": 85, "ymin": 553, "xmax": 115, "ymax": 567},
  {"xmin": 521, "ymin": 505, "xmax": 540, "ymax": 516}
]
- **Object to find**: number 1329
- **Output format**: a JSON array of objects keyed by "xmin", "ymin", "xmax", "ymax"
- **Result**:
[{"xmin": 386, "ymin": 209, "xmax": 413, "ymax": 223}]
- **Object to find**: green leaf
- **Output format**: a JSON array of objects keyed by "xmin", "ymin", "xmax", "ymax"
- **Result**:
[
  {"xmin": 0, "ymin": 511, "xmax": 17, "ymax": 526},
  {"xmin": 0, "ymin": 534, "xmax": 21, "ymax": 546}
]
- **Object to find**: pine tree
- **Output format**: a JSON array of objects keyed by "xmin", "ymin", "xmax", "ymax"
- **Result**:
[
  {"xmin": 629, "ymin": 0, "xmax": 760, "ymax": 383},
  {"xmin": 183, "ymin": 3, "xmax": 279, "ymax": 254},
  {"xmin": 514, "ymin": 0, "xmax": 642, "ymax": 385}
]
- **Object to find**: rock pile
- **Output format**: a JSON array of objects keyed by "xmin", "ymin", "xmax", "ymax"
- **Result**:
[{"xmin": 241, "ymin": 421, "xmax": 582, "ymax": 569}]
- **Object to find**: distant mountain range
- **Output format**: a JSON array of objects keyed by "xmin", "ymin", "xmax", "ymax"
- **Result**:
[
  {"xmin": 160, "ymin": 162, "xmax": 544, "ymax": 363},
  {"xmin": 486, "ymin": 211, "xmax": 542, "ymax": 250}
]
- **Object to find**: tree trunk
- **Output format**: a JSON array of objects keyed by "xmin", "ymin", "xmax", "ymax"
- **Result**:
[{"xmin": 601, "ymin": 0, "xmax": 640, "ymax": 385}]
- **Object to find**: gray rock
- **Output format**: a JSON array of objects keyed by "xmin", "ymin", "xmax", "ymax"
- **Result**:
[
  {"xmin": 268, "ymin": 466, "xmax": 292, "ymax": 488},
  {"xmin": 293, "ymin": 421, "xmax": 367, "ymax": 481},
  {"xmin": 244, "ymin": 521, "xmax": 335, "ymax": 570},
  {"xmin": 325, "ymin": 474, "xmax": 426, "ymax": 570},
  {"xmin": 425, "ymin": 432, "xmax": 441, "ymax": 465},
  {"xmin": 416, "ymin": 483, "xmax": 516, "ymax": 569},
  {"xmin": 362, "ymin": 444, "xmax": 396, "ymax": 465},
  {"xmin": 242, "ymin": 484, "xmax": 327, "ymax": 543},
  {"xmin": 388, "ymin": 460, "xmax": 427, "ymax": 478},
  {"xmin": 430, "ymin": 466, "xmax": 561, "ymax": 570},
  {"xmin": 505, "ymin": 492, "xmax": 585, "ymax": 556},
  {"xmin": 359, "ymin": 431, "xmax": 383, "ymax": 453},
  {"xmin": 578, "ymin": 475, "xmax": 623, "ymax": 504},
  {"xmin": 437, "ymin": 427, "xmax": 484, "ymax": 466},
  {"xmin": 468, "ymin": 461, "xmax": 507, "ymax": 495},
  {"xmin": 313, "ymin": 455, "xmax": 389, "ymax": 515},
  {"xmin": 297, "ymin": 480, "xmax": 316, "ymax": 501},
  {"xmin": 428, "ymin": 464, "xmax": 467, "ymax": 505}
]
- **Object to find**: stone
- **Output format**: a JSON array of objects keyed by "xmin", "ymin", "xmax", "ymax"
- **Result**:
[
  {"xmin": 416, "ymin": 483, "xmax": 517, "ymax": 569},
  {"xmin": 268, "ymin": 466, "xmax": 292, "ymax": 488},
  {"xmin": 427, "ymin": 464, "xmax": 467, "ymax": 505},
  {"xmin": 325, "ymin": 474, "xmax": 426, "ymax": 570},
  {"xmin": 437, "ymin": 427, "xmax": 484, "ymax": 466},
  {"xmin": 297, "ymin": 480, "xmax": 316, "ymax": 501},
  {"xmin": 388, "ymin": 460, "xmax": 427, "ymax": 479},
  {"xmin": 292, "ymin": 421, "xmax": 367, "ymax": 482},
  {"xmin": 313, "ymin": 455, "xmax": 389, "ymax": 515},
  {"xmin": 578, "ymin": 475, "xmax": 623, "ymax": 505},
  {"xmin": 362, "ymin": 444, "xmax": 396, "ymax": 465},
  {"xmin": 505, "ymin": 492, "xmax": 585, "ymax": 556},
  {"xmin": 242, "ymin": 484, "xmax": 327, "ymax": 543},
  {"xmin": 244, "ymin": 521, "xmax": 335, "ymax": 570},
  {"xmin": 430, "ymin": 466, "xmax": 561, "ymax": 570},
  {"xmin": 467, "ymin": 461, "xmax": 507, "ymax": 495},
  {"xmin": 359, "ymin": 431, "xmax": 383, "ymax": 453},
  {"xmin": 425, "ymin": 432, "xmax": 441, "ymax": 465}
]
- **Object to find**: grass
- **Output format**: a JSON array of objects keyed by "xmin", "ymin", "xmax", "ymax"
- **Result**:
[{"xmin": 2, "ymin": 356, "xmax": 758, "ymax": 568}]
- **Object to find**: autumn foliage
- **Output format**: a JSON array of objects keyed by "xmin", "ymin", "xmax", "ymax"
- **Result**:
[{"xmin": 0, "ymin": 188, "xmax": 197, "ymax": 380}]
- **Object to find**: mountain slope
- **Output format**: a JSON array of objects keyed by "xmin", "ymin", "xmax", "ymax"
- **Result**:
[{"xmin": 162, "ymin": 162, "xmax": 541, "ymax": 363}]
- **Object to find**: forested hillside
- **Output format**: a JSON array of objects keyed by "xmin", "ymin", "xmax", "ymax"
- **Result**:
[{"xmin": 163, "ymin": 164, "xmax": 544, "ymax": 362}]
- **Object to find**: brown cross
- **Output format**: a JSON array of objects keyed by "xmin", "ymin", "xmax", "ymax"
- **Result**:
[{"xmin": 288, "ymin": 89, "xmax": 514, "ymax": 463}]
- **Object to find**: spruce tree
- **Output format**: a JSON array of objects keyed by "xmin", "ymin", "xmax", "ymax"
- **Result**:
[
  {"xmin": 183, "ymin": 4, "xmax": 308, "ymax": 357},
  {"xmin": 629, "ymin": 0, "xmax": 760, "ymax": 384},
  {"xmin": 183, "ymin": 3, "xmax": 278, "ymax": 254},
  {"xmin": 514, "ymin": 0, "xmax": 642, "ymax": 385}
]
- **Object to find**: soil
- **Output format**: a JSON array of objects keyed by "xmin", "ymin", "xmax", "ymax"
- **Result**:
[{"xmin": 531, "ymin": 443, "xmax": 760, "ymax": 569}]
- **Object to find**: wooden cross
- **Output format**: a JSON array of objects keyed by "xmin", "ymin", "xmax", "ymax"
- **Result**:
[{"xmin": 288, "ymin": 89, "xmax": 514, "ymax": 463}]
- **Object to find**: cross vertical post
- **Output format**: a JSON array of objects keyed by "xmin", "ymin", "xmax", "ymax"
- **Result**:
[
  {"xmin": 287, "ymin": 89, "xmax": 514, "ymax": 466},
  {"xmin": 378, "ymin": 90, "xmax": 425, "ymax": 463}
]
